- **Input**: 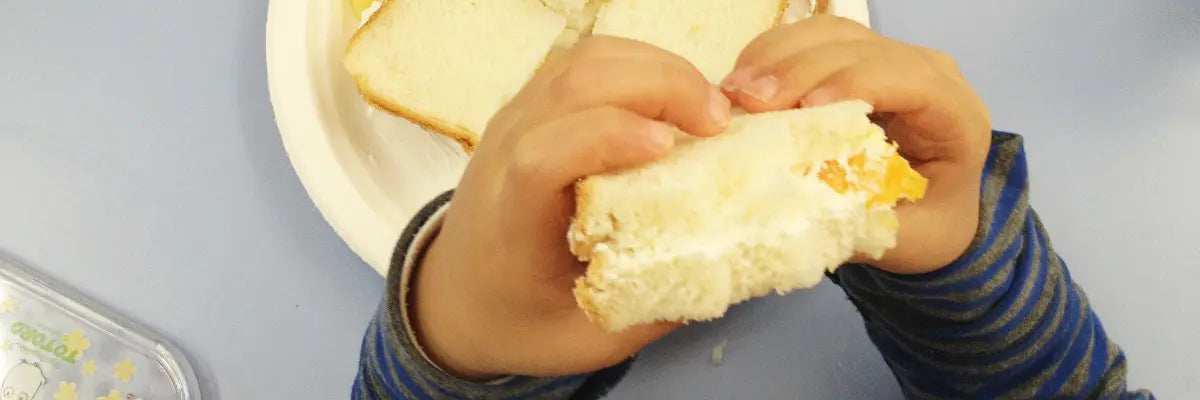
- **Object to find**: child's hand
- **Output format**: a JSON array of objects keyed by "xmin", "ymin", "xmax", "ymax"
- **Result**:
[
  {"xmin": 722, "ymin": 15, "xmax": 992, "ymax": 274},
  {"xmin": 413, "ymin": 36, "xmax": 731, "ymax": 379}
]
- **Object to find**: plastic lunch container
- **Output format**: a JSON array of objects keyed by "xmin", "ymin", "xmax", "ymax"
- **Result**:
[{"xmin": 0, "ymin": 254, "xmax": 201, "ymax": 400}]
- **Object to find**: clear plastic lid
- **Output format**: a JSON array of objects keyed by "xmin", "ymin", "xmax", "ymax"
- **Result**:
[{"xmin": 0, "ymin": 254, "xmax": 201, "ymax": 400}]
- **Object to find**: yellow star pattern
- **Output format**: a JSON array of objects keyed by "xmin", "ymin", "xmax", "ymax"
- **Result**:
[
  {"xmin": 0, "ymin": 296, "xmax": 18, "ymax": 313},
  {"xmin": 97, "ymin": 390, "xmax": 121, "ymax": 400},
  {"xmin": 81, "ymin": 360, "xmax": 97, "ymax": 376},
  {"xmin": 54, "ymin": 381, "xmax": 79, "ymax": 400},
  {"xmin": 62, "ymin": 329, "xmax": 91, "ymax": 354},
  {"xmin": 113, "ymin": 359, "xmax": 136, "ymax": 383}
]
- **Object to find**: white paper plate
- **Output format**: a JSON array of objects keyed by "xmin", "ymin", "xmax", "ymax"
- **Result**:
[{"xmin": 265, "ymin": 0, "xmax": 872, "ymax": 275}]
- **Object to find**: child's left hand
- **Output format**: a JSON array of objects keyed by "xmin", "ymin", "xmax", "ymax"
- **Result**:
[{"xmin": 722, "ymin": 15, "xmax": 993, "ymax": 274}]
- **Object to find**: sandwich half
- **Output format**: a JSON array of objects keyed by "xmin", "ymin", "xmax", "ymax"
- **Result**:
[
  {"xmin": 568, "ymin": 100, "xmax": 928, "ymax": 332},
  {"xmin": 344, "ymin": 0, "xmax": 568, "ymax": 150}
]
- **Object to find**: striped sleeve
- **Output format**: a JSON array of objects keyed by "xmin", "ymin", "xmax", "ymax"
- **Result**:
[
  {"xmin": 351, "ymin": 190, "xmax": 632, "ymax": 400},
  {"xmin": 831, "ymin": 132, "xmax": 1154, "ymax": 399}
]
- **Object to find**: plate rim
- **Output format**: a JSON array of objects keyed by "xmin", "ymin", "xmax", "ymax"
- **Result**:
[{"xmin": 267, "ymin": 0, "xmax": 399, "ymax": 273}]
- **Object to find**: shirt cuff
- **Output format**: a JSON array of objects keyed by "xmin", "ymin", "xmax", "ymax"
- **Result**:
[{"xmin": 391, "ymin": 195, "xmax": 517, "ymax": 385}]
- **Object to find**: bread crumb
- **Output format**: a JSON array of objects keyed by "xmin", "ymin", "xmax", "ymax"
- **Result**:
[{"xmin": 711, "ymin": 339, "xmax": 728, "ymax": 365}]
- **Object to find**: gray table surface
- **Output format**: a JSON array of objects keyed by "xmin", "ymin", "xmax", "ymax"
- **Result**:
[{"xmin": 2, "ymin": 1, "xmax": 1197, "ymax": 398}]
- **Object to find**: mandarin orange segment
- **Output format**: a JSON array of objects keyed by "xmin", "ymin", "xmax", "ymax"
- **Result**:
[
  {"xmin": 817, "ymin": 159, "xmax": 851, "ymax": 194},
  {"xmin": 816, "ymin": 147, "xmax": 928, "ymax": 208},
  {"xmin": 847, "ymin": 153, "xmax": 866, "ymax": 171},
  {"xmin": 868, "ymin": 151, "xmax": 928, "ymax": 207}
]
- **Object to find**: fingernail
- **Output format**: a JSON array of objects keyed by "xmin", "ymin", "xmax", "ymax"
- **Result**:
[
  {"xmin": 708, "ymin": 87, "xmax": 732, "ymax": 128},
  {"xmin": 802, "ymin": 87, "xmax": 839, "ymax": 107},
  {"xmin": 647, "ymin": 122, "xmax": 676, "ymax": 151},
  {"xmin": 720, "ymin": 68, "xmax": 754, "ymax": 92},
  {"xmin": 741, "ymin": 76, "xmax": 779, "ymax": 102}
]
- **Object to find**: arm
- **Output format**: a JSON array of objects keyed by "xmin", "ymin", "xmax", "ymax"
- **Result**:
[
  {"xmin": 832, "ymin": 132, "xmax": 1154, "ymax": 399},
  {"xmin": 349, "ymin": 36, "xmax": 726, "ymax": 398},
  {"xmin": 718, "ymin": 16, "xmax": 1154, "ymax": 398},
  {"xmin": 351, "ymin": 191, "xmax": 634, "ymax": 400}
]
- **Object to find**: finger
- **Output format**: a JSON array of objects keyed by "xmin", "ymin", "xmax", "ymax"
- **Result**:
[
  {"xmin": 493, "ymin": 35, "xmax": 727, "ymax": 141},
  {"xmin": 541, "ymin": 56, "xmax": 730, "ymax": 136},
  {"xmin": 507, "ymin": 107, "xmax": 677, "ymax": 198},
  {"xmin": 802, "ymin": 62, "xmax": 983, "ymax": 161},
  {"xmin": 724, "ymin": 15, "xmax": 876, "ymax": 90},
  {"xmin": 728, "ymin": 40, "xmax": 878, "ymax": 112},
  {"xmin": 918, "ymin": 46, "xmax": 968, "ymax": 84}
]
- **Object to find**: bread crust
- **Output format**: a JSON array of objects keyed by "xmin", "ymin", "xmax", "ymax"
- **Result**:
[
  {"xmin": 569, "ymin": 178, "xmax": 614, "ymax": 328},
  {"xmin": 345, "ymin": 0, "xmax": 480, "ymax": 152},
  {"xmin": 352, "ymin": 74, "xmax": 480, "ymax": 152},
  {"xmin": 572, "ymin": 276, "xmax": 615, "ymax": 330}
]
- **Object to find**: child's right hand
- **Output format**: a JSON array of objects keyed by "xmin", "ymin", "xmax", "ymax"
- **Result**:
[
  {"xmin": 723, "ymin": 16, "xmax": 992, "ymax": 274},
  {"xmin": 411, "ymin": 36, "xmax": 732, "ymax": 380}
]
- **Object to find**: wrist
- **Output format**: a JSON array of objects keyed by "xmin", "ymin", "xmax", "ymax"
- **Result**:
[{"xmin": 410, "ymin": 234, "xmax": 505, "ymax": 381}]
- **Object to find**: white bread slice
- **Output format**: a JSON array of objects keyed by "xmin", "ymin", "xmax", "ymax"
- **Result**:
[
  {"xmin": 542, "ymin": 0, "xmax": 592, "ymax": 28},
  {"xmin": 344, "ymin": 0, "xmax": 567, "ymax": 150},
  {"xmin": 591, "ymin": 0, "xmax": 788, "ymax": 83},
  {"xmin": 568, "ymin": 101, "xmax": 928, "ymax": 331}
]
